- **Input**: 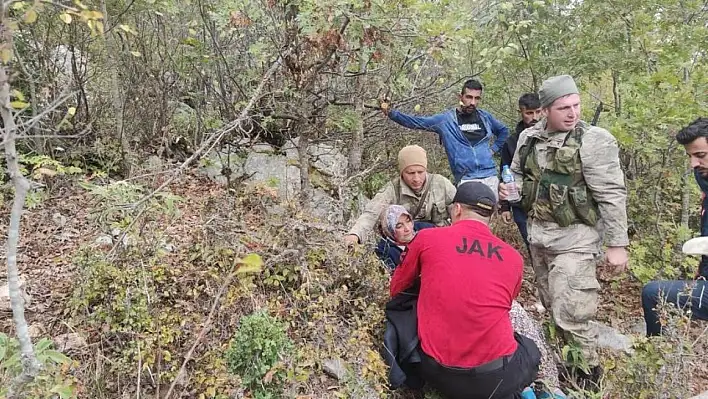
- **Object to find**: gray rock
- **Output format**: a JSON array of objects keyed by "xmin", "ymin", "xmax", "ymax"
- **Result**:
[
  {"xmin": 690, "ymin": 391, "xmax": 708, "ymax": 399},
  {"xmin": 630, "ymin": 320, "xmax": 647, "ymax": 336},
  {"xmin": 198, "ymin": 150, "xmax": 245, "ymax": 185},
  {"xmin": 252, "ymin": 143, "xmax": 275, "ymax": 154},
  {"xmin": 323, "ymin": 357, "xmax": 347, "ymax": 380},
  {"xmin": 310, "ymin": 189, "xmax": 343, "ymax": 225},
  {"xmin": 243, "ymin": 152, "xmax": 300, "ymax": 200},
  {"xmin": 592, "ymin": 322, "xmax": 633, "ymax": 354},
  {"xmin": 28, "ymin": 323, "xmax": 45, "ymax": 338},
  {"xmin": 283, "ymin": 138, "xmax": 348, "ymax": 181},
  {"xmin": 54, "ymin": 332, "xmax": 87, "ymax": 352},
  {"xmin": 0, "ymin": 275, "xmax": 31, "ymax": 311},
  {"xmin": 51, "ymin": 212, "xmax": 67, "ymax": 228},
  {"xmin": 95, "ymin": 235, "xmax": 113, "ymax": 247}
]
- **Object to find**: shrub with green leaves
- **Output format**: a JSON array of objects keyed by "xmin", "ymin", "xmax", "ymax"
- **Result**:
[
  {"xmin": 0, "ymin": 334, "xmax": 77, "ymax": 398},
  {"xmin": 225, "ymin": 311, "xmax": 293, "ymax": 396}
]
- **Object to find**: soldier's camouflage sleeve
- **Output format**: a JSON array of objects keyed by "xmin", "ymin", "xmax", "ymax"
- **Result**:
[
  {"xmin": 509, "ymin": 130, "xmax": 529, "ymax": 193},
  {"xmin": 443, "ymin": 177, "xmax": 456, "ymax": 205},
  {"xmin": 347, "ymin": 181, "xmax": 396, "ymax": 242},
  {"xmin": 580, "ymin": 127, "xmax": 630, "ymax": 247}
]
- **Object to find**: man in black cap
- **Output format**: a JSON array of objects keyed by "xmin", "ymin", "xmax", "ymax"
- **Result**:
[{"xmin": 391, "ymin": 182, "xmax": 541, "ymax": 399}]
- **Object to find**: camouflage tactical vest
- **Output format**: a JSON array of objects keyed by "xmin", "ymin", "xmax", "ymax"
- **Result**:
[{"xmin": 517, "ymin": 122, "xmax": 600, "ymax": 227}]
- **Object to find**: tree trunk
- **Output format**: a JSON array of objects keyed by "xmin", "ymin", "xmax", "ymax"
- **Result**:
[
  {"xmin": 612, "ymin": 70, "xmax": 621, "ymax": 117},
  {"xmin": 680, "ymin": 66, "xmax": 691, "ymax": 229},
  {"xmin": 681, "ymin": 161, "xmax": 691, "ymax": 229},
  {"xmin": 342, "ymin": 56, "xmax": 369, "ymax": 222},
  {"xmin": 347, "ymin": 55, "xmax": 368, "ymax": 177},
  {"xmin": 297, "ymin": 130, "xmax": 311, "ymax": 207},
  {"xmin": 100, "ymin": 0, "xmax": 131, "ymax": 177},
  {"xmin": 0, "ymin": 60, "xmax": 41, "ymax": 398}
]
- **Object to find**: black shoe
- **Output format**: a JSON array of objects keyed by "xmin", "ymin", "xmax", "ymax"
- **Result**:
[
  {"xmin": 575, "ymin": 365, "xmax": 602, "ymax": 392},
  {"xmin": 558, "ymin": 364, "xmax": 602, "ymax": 393}
]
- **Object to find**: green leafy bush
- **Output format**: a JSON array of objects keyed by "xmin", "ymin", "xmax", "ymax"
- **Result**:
[
  {"xmin": 225, "ymin": 311, "xmax": 293, "ymax": 397},
  {"xmin": 0, "ymin": 334, "xmax": 77, "ymax": 398}
]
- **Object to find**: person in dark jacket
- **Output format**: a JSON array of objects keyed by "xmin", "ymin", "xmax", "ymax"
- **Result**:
[
  {"xmin": 382, "ymin": 79, "xmax": 509, "ymax": 195},
  {"xmin": 499, "ymin": 93, "xmax": 542, "ymax": 247},
  {"xmin": 642, "ymin": 117, "xmax": 708, "ymax": 336},
  {"xmin": 375, "ymin": 205, "xmax": 436, "ymax": 271}
]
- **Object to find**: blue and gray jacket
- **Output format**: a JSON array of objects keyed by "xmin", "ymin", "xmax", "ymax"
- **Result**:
[{"xmin": 389, "ymin": 108, "xmax": 509, "ymax": 184}]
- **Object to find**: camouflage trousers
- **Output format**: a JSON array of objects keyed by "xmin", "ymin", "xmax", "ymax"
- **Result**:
[{"xmin": 529, "ymin": 246, "xmax": 601, "ymax": 367}]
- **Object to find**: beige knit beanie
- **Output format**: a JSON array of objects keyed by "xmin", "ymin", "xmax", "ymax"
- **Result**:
[{"xmin": 398, "ymin": 145, "xmax": 428, "ymax": 173}]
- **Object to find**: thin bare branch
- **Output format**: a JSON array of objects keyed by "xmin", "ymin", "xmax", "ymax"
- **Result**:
[
  {"xmin": 164, "ymin": 269, "xmax": 237, "ymax": 399},
  {"xmin": 1, "ymin": 53, "xmax": 41, "ymax": 399}
]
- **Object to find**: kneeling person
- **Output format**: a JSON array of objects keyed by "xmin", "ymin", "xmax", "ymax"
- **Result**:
[
  {"xmin": 391, "ymin": 182, "xmax": 541, "ymax": 399},
  {"xmin": 344, "ymin": 145, "xmax": 456, "ymax": 245}
]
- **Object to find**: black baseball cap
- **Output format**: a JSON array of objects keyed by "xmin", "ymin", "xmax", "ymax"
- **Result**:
[{"xmin": 452, "ymin": 182, "xmax": 497, "ymax": 216}]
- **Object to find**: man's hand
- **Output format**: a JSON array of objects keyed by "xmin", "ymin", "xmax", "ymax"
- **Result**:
[
  {"xmin": 343, "ymin": 234, "xmax": 360, "ymax": 246},
  {"xmin": 380, "ymin": 100, "xmax": 391, "ymax": 116},
  {"xmin": 605, "ymin": 246, "xmax": 629, "ymax": 274},
  {"xmin": 501, "ymin": 211, "xmax": 513, "ymax": 224},
  {"xmin": 498, "ymin": 182, "xmax": 509, "ymax": 201}
]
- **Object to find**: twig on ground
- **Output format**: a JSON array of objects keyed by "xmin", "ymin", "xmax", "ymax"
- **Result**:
[{"xmin": 164, "ymin": 269, "xmax": 237, "ymax": 399}]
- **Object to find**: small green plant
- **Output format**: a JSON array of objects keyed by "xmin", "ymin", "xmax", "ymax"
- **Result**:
[
  {"xmin": 0, "ymin": 334, "xmax": 77, "ymax": 398},
  {"xmin": 19, "ymin": 154, "xmax": 83, "ymax": 179},
  {"xmin": 79, "ymin": 180, "xmax": 182, "ymax": 230},
  {"xmin": 225, "ymin": 310, "xmax": 293, "ymax": 397},
  {"xmin": 266, "ymin": 177, "xmax": 280, "ymax": 188},
  {"xmin": 362, "ymin": 171, "xmax": 390, "ymax": 198}
]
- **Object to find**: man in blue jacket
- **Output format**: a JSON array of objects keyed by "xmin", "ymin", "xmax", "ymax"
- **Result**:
[
  {"xmin": 383, "ymin": 79, "xmax": 509, "ymax": 196},
  {"xmin": 642, "ymin": 117, "xmax": 708, "ymax": 335}
]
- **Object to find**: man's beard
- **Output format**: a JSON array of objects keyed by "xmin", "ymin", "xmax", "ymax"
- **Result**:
[
  {"xmin": 526, "ymin": 119, "xmax": 538, "ymax": 127},
  {"xmin": 460, "ymin": 105, "xmax": 476, "ymax": 114}
]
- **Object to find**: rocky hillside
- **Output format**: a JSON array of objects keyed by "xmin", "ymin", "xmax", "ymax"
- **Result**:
[{"xmin": 1, "ymin": 150, "xmax": 707, "ymax": 398}]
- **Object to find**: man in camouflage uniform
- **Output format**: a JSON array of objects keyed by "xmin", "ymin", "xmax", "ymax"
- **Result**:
[
  {"xmin": 344, "ymin": 145, "xmax": 456, "ymax": 245},
  {"xmin": 499, "ymin": 75, "xmax": 629, "ymax": 383}
]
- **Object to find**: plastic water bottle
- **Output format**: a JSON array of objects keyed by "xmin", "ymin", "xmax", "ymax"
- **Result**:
[
  {"xmin": 501, "ymin": 165, "xmax": 521, "ymax": 203},
  {"xmin": 520, "ymin": 387, "xmax": 536, "ymax": 399}
]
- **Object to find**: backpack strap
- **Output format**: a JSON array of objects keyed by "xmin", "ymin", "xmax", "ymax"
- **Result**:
[
  {"xmin": 519, "ymin": 136, "xmax": 538, "ymax": 174},
  {"xmin": 410, "ymin": 174, "xmax": 434, "ymax": 219}
]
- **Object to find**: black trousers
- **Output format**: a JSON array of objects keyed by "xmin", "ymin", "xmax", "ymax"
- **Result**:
[{"xmin": 420, "ymin": 333, "xmax": 541, "ymax": 399}]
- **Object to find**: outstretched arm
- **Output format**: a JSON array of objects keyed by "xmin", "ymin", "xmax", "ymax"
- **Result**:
[
  {"xmin": 388, "ymin": 109, "xmax": 446, "ymax": 134},
  {"xmin": 347, "ymin": 182, "xmax": 396, "ymax": 243}
]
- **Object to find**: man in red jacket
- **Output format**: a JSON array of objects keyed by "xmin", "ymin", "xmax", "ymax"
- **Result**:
[{"xmin": 391, "ymin": 181, "xmax": 541, "ymax": 399}]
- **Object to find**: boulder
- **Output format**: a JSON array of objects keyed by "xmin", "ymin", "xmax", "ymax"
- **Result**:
[
  {"xmin": 592, "ymin": 321, "xmax": 633, "ymax": 354},
  {"xmin": 243, "ymin": 152, "xmax": 301, "ymax": 200},
  {"xmin": 323, "ymin": 357, "xmax": 347, "ymax": 381},
  {"xmin": 202, "ymin": 140, "xmax": 348, "ymax": 223},
  {"xmin": 198, "ymin": 149, "xmax": 245, "ymax": 186},
  {"xmin": 283, "ymin": 138, "xmax": 348, "ymax": 182},
  {"xmin": 54, "ymin": 332, "xmax": 87, "ymax": 352},
  {"xmin": 0, "ymin": 275, "xmax": 31, "ymax": 311},
  {"xmin": 310, "ymin": 189, "xmax": 343, "ymax": 225}
]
